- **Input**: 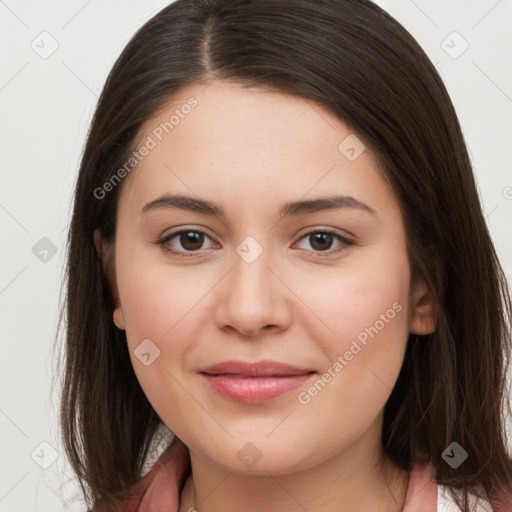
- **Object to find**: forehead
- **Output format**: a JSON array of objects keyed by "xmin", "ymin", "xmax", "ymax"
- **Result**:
[
  {"xmin": 141, "ymin": 80, "xmax": 348, "ymax": 157},
  {"xmin": 118, "ymin": 80, "xmax": 396, "ymax": 221}
]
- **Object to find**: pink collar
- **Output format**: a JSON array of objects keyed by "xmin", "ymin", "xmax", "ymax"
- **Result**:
[
  {"xmin": 119, "ymin": 439, "xmax": 438, "ymax": 511},
  {"xmin": 402, "ymin": 461, "xmax": 438, "ymax": 511}
]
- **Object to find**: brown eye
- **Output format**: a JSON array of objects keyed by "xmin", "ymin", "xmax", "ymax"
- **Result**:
[
  {"xmin": 157, "ymin": 229, "xmax": 215, "ymax": 257},
  {"xmin": 178, "ymin": 231, "xmax": 205, "ymax": 251},
  {"xmin": 295, "ymin": 230, "xmax": 354, "ymax": 256},
  {"xmin": 309, "ymin": 232, "xmax": 335, "ymax": 251}
]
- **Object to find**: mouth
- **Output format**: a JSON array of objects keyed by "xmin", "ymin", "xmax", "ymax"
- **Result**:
[
  {"xmin": 198, "ymin": 360, "xmax": 317, "ymax": 403},
  {"xmin": 201, "ymin": 373, "xmax": 316, "ymax": 378},
  {"xmin": 198, "ymin": 359, "xmax": 316, "ymax": 377}
]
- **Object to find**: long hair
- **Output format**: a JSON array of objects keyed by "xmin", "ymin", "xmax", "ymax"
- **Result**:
[{"xmin": 56, "ymin": 0, "xmax": 512, "ymax": 510}]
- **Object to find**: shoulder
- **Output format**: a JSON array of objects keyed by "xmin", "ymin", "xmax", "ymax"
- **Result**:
[
  {"xmin": 90, "ymin": 436, "xmax": 190, "ymax": 512},
  {"xmin": 437, "ymin": 484, "xmax": 494, "ymax": 512}
]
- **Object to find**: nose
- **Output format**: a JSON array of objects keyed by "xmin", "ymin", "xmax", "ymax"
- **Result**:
[{"xmin": 214, "ymin": 243, "xmax": 292, "ymax": 339}]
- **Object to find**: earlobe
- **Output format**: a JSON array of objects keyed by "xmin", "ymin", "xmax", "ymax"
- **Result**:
[
  {"xmin": 113, "ymin": 307, "xmax": 126, "ymax": 330},
  {"xmin": 409, "ymin": 274, "xmax": 437, "ymax": 335},
  {"xmin": 94, "ymin": 228, "xmax": 126, "ymax": 331}
]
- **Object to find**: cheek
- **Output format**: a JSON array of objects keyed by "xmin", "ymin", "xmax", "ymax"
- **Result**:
[
  {"xmin": 301, "ymin": 240, "xmax": 410, "ymax": 354},
  {"xmin": 120, "ymin": 271, "xmax": 198, "ymax": 345},
  {"xmin": 116, "ymin": 261, "xmax": 205, "ymax": 422},
  {"xmin": 114, "ymin": 228, "xmax": 208, "ymax": 345},
  {"xmin": 288, "ymin": 255, "xmax": 410, "ymax": 456},
  {"xmin": 294, "ymin": 239, "xmax": 411, "ymax": 402},
  {"xmin": 114, "ymin": 241, "xmax": 225, "ymax": 414}
]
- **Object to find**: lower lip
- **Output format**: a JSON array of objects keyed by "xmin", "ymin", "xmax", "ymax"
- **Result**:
[{"xmin": 200, "ymin": 373, "xmax": 316, "ymax": 404}]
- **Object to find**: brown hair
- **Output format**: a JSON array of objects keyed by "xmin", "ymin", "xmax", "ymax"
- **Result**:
[{"xmin": 56, "ymin": 0, "xmax": 512, "ymax": 510}]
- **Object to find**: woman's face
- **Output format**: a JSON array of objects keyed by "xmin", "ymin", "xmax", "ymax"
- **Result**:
[{"xmin": 107, "ymin": 80, "xmax": 435, "ymax": 474}]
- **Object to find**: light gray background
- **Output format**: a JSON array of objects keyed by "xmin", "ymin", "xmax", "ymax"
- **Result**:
[{"xmin": 1, "ymin": 1, "xmax": 511, "ymax": 510}]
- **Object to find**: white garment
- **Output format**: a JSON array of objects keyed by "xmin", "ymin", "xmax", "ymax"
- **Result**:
[{"xmin": 437, "ymin": 484, "xmax": 494, "ymax": 512}]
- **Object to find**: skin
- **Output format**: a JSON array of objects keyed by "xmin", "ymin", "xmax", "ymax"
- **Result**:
[{"xmin": 98, "ymin": 80, "xmax": 437, "ymax": 512}]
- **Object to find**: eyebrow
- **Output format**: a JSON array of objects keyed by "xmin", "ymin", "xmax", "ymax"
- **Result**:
[{"xmin": 141, "ymin": 193, "xmax": 377, "ymax": 217}]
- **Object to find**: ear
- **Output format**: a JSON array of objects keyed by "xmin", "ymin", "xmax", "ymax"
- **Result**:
[
  {"xmin": 94, "ymin": 228, "xmax": 125, "ymax": 330},
  {"xmin": 409, "ymin": 273, "xmax": 437, "ymax": 335}
]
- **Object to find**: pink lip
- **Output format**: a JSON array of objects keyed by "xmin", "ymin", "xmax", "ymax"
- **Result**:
[
  {"xmin": 199, "ymin": 359, "xmax": 315, "ymax": 377},
  {"xmin": 198, "ymin": 360, "xmax": 316, "ymax": 404}
]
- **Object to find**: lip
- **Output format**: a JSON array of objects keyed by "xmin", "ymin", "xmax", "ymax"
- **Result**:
[
  {"xmin": 198, "ymin": 360, "xmax": 317, "ymax": 404},
  {"xmin": 199, "ymin": 359, "xmax": 316, "ymax": 377}
]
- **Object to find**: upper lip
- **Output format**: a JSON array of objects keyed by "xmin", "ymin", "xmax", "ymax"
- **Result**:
[{"xmin": 199, "ymin": 360, "xmax": 316, "ymax": 377}]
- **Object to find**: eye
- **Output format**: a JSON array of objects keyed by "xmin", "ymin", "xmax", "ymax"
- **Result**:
[
  {"xmin": 156, "ymin": 229, "xmax": 217, "ymax": 257},
  {"xmin": 294, "ymin": 230, "xmax": 354, "ymax": 256},
  {"xmin": 155, "ymin": 228, "xmax": 355, "ymax": 258}
]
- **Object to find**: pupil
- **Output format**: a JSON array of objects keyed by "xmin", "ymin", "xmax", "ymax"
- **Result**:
[
  {"xmin": 181, "ymin": 231, "xmax": 203, "ymax": 250},
  {"xmin": 311, "ymin": 233, "xmax": 333, "ymax": 251}
]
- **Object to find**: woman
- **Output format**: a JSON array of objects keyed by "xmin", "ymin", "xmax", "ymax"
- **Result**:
[{"xmin": 58, "ymin": 1, "xmax": 512, "ymax": 510}]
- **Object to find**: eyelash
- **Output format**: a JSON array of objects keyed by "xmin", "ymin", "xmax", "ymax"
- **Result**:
[{"xmin": 155, "ymin": 228, "xmax": 355, "ymax": 258}]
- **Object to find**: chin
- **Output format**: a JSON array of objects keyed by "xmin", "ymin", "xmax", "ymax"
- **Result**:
[{"xmin": 192, "ymin": 436, "xmax": 316, "ymax": 476}]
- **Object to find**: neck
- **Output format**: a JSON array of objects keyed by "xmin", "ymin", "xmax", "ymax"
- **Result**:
[{"xmin": 178, "ymin": 429, "xmax": 409, "ymax": 512}]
